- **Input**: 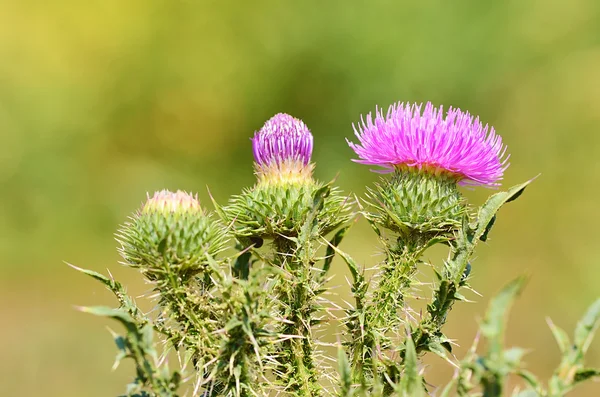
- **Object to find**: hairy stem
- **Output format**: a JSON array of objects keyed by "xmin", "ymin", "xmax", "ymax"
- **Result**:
[
  {"xmin": 350, "ymin": 241, "xmax": 421, "ymax": 389},
  {"xmin": 273, "ymin": 237, "xmax": 321, "ymax": 396},
  {"xmin": 415, "ymin": 232, "xmax": 473, "ymax": 354}
]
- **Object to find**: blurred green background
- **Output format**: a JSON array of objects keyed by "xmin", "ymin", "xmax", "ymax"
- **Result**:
[{"xmin": 2, "ymin": 1, "xmax": 600, "ymax": 395}]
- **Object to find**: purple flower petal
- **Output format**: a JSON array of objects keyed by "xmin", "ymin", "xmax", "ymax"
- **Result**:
[
  {"xmin": 252, "ymin": 113, "xmax": 313, "ymax": 167},
  {"xmin": 347, "ymin": 102, "xmax": 509, "ymax": 186}
]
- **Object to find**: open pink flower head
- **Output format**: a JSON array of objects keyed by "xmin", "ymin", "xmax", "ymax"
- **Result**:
[{"xmin": 348, "ymin": 102, "xmax": 509, "ymax": 186}]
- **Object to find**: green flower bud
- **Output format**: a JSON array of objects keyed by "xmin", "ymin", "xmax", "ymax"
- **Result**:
[{"xmin": 117, "ymin": 190, "xmax": 228, "ymax": 279}]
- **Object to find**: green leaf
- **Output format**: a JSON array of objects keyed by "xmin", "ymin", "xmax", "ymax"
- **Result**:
[
  {"xmin": 78, "ymin": 306, "xmax": 137, "ymax": 333},
  {"xmin": 573, "ymin": 368, "xmax": 600, "ymax": 385},
  {"xmin": 574, "ymin": 298, "xmax": 600, "ymax": 354},
  {"xmin": 480, "ymin": 276, "xmax": 526, "ymax": 358},
  {"xmin": 69, "ymin": 263, "xmax": 145, "ymax": 321},
  {"xmin": 474, "ymin": 179, "xmax": 535, "ymax": 242},
  {"xmin": 398, "ymin": 335, "xmax": 421, "ymax": 395},
  {"xmin": 414, "ymin": 235, "xmax": 452, "ymax": 257},
  {"xmin": 322, "ymin": 225, "xmax": 350, "ymax": 278},
  {"xmin": 479, "ymin": 215, "xmax": 496, "ymax": 242},
  {"xmin": 232, "ymin": 249, "xmax": 252, "ymax": 280},
  {"xmin": 68, "ymin": 263, "xmax": 112, "ymax": 286},
  {"xmin": 503, "ymin": 347, "xmax": 527, "ymax": 367},
  {"xmin": 427, "ymin": 339, "xmax": 456, "ymax": 366},
  {"xmin": 327, "ymin": 241, "xmax": 360, "ymax": 282},
  {"xmin": 517, "ymin": 369, "xmax": 542, "ymax": 391},
  {"xmin": 338, "ymin": 345, "xmax": 353, "ymax": 397},
  {"xmin": 546, "ymin": 318, "xmax": 571, "ymax": 354},
  {"xmin": 112, "ymin": 334, "xmax": 128, "ymax": 370}
]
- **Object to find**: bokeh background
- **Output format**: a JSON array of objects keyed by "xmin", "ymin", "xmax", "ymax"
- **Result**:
[{"xmin": 2, "ymin": 1, "xmax": 600, "ymax": 396}]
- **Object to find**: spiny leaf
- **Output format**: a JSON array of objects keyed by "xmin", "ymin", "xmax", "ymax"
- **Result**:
[
  {"xmin": 338, "ymin": 345, "xmax": 353, "ymax": 397},
  {"xmin": 517, "ymin": 369, "xmax": 542, "ymax": 392},
  {"xmin": 427, "ymin": 339, "xmax": 456, "ymax": 367},
  {"xmin": 322, "ymin": 225, "xmax": 351, "ymax": 278},
  {"xmin": 503, "ymin": 347, "xmax": 527, "ymax": 367},
  {"xmin": 480, "ymin": 276, "xmax": 526, "ymax": 358},
  {"xmin": 327, "ymin": 241, "xmax": 360, "ymax": 282},
  {"xmin": 68, "ymin": 263, "xmax": 112, "ymax": 285},
  {"xmin": 474, "ymin": 178, "xmax": 535, "ymax": 242},
  {"xmin": 232, "ymin": 249, "xmax": 252, "ymax": 280},
  {"xmin": 574, "ymin": 298, "xmax": 600, "ymax": 354},
  {"xmin": 546, "ymin": 318, "xmax": 570, "ymax": 354},
  {"xmin": 398, "ymin": 335, "xmax": 421, "ymax": 395},
  {"xmin": 573, "ymin": 368, "xmax": 600, "ymax": 385},
  {"xmin": 479, "ymin": 214, "xmax": 496, "ymax": 243},
  {"xmin": 78, "ymin": 306, "xmax": 138, "ymax": 334}
]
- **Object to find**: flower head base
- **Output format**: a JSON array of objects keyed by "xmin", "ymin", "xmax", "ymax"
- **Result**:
[
  {"xmin": 366, "ymin": 168, "xmax": 466, "ymax": 243},
  {"xmin": 348, "ymin": 102, "xmax": 509, "ymax": 187},
  {"xmin": 252, "ymin": 113, "xmax": 314, "ymax": 185},
  {"xmin": 117, "ymin": 190, "xmax": 227, "ymax": 279}
]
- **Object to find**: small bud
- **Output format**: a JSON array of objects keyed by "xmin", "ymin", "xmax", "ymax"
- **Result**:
[
  {"xmin": 252, "ymin": 113, "xmax": 314, "ymax": 185},
  {"xmin": 225, "ymin": 114, "xmax": 350, "ymax": 240},
  {"xmin": 117, "ymin": 190, "xmax": 227, "ymax": 279}
]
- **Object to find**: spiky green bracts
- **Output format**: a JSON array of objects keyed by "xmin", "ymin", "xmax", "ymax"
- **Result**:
[
  {"xmin": 366, "ymin": 165, "xmax": 466, "ymax": 245},
  {"xmin": 117, "ymin": 190, "xmax": 228, "ymax": 280}
]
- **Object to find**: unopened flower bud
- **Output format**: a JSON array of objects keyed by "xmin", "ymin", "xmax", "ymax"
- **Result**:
[
  {"xmin": 252, "ymin": 113, "xmax": 314, "ymax": 185},
  {"xmin": 117, "ymin": 190, "xmax": 227, "ymax": 278},
  {"xmin": 225, "ymin": 114, "xmax": 349, "ymax": 240}
]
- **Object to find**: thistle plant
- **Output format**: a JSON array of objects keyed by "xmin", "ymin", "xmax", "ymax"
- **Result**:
[
  {"xmin": 73, "ymin": 103, "xmax": 600, "ymax": 397},
  {"xmin": 342, "ymin": 102, "xmax": 514, "ymax": 391}
]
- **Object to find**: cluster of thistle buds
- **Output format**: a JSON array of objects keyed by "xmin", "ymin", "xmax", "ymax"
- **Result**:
[{"xmin": 74, "ymin": 102, "xmax": 600, "ymax": 397}]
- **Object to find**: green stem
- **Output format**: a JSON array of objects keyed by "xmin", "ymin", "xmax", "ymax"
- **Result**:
[
  {"xmin": 273, "ymin": 237, "xmax": 321, "ymax": 396},
  {"xmin": 351, "ymin": 243, "xmax": 420, "ymax": 389},
  {"xmin": 157, "ymin": 260, "xmax": 226, "ymax": 392},
  {"xmin": 416, "ymin": 235, "xmax": 473, "ymax": 353},
  {"xmin": 372, "ymin": 248, "xmax": 419, "ymax": 330}
]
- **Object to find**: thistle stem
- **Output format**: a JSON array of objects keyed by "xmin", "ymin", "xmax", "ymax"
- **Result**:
[
  {"xmin": 372, "ymin": 248, "xmax": 419, "ymax": 331},
  {"xmin": 351, "ymin": 243, "xmax": 421, "ymax": 387},
  {"xmin": 416, "ymin": 237, "xmax": 472, "ymax": 353},
  {"xmin": 273, "ymin": 237, "xmax": 321, "ymax": 396}
]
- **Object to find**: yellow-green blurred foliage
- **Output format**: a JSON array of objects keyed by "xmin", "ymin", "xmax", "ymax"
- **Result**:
[{"xmin": 1, "ymin": 1, "xmax": 600, "ymax": 396}]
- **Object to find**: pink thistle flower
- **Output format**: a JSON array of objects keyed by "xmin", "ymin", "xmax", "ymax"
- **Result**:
[{"xmin": 347, "ymin": 102, "xmax": 509, "ymax": 186}]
